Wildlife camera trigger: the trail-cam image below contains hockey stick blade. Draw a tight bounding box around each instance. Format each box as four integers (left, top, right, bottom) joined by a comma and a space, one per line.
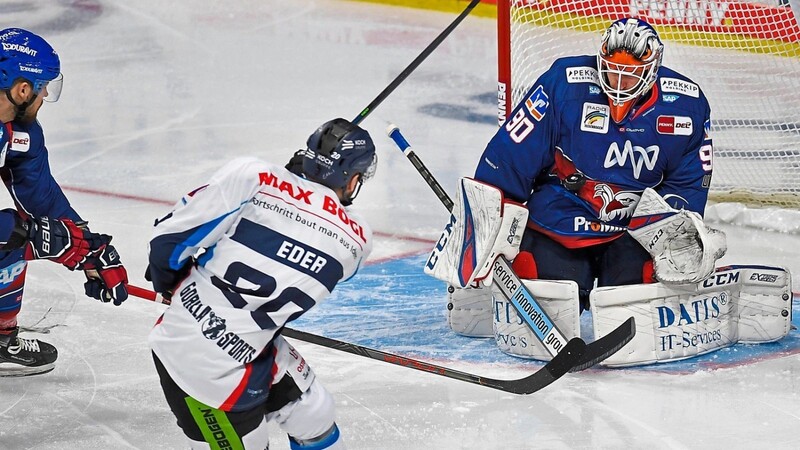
282, 327, 583, 395
570, 316, 636, 372
496, 336, 585, 394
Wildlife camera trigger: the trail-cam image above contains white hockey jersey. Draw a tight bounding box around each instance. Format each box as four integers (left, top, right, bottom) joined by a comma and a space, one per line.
148, 157, 372, 411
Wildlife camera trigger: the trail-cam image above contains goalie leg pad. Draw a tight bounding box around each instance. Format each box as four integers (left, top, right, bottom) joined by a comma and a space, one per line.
493, 279, 580, 361
737, 266, 793, 343
590, 265, 792, 367
447, 284, 494, 337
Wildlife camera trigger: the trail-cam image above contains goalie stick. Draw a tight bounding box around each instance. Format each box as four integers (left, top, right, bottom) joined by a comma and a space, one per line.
385, 124, 635, 371
127, 284, 583, 394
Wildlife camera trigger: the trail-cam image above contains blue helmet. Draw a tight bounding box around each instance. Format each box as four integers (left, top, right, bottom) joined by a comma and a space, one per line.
0, 28, 62, 102
302, 118, 377, 199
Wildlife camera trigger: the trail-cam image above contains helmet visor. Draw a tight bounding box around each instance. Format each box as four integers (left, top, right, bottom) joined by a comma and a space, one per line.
361, 153, 377, 182
42, 73, 63, 102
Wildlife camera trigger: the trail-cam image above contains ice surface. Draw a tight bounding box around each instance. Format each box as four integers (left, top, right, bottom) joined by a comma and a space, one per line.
0, 1, 798, 449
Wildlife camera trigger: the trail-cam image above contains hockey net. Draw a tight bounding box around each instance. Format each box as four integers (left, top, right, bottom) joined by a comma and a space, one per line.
497, 0, 800, 211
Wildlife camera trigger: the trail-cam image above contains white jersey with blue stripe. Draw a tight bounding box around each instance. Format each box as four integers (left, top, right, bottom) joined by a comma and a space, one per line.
148, 157, 372, 410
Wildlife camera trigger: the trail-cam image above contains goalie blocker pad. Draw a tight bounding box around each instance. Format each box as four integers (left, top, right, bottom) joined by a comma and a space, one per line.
591, 265, 792, 367
425, 177, 527, 289
493, 279, 581, 361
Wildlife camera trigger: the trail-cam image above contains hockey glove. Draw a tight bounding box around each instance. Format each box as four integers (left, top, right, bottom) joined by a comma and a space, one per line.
21, 216, 101, 270
144, 260, 192, 300
285, 149, 306, 176
628, 188, 727, 284
83, 240, 129, 306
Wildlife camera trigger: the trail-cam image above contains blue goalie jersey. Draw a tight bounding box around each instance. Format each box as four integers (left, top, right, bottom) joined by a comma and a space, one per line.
475, 55, 713, 249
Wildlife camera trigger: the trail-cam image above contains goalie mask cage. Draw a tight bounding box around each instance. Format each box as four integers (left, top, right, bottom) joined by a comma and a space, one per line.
496, 0, 800, 209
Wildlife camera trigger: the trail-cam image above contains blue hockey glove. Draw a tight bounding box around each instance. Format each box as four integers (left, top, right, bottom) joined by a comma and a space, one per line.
83, 238, 129, 306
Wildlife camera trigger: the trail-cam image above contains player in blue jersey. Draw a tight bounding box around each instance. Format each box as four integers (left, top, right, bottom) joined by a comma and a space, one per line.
147, 118, 377, 450
0, 28, 129, 376
430, 18, 726, 346
468, 18, 725, 310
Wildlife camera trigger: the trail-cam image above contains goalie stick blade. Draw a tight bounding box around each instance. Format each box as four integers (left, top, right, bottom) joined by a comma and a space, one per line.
569, 316, 636, 372
488, 337, 586, 395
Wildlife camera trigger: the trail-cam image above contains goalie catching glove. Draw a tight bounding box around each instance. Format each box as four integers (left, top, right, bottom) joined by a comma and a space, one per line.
425, 178, 528, 288
628, 188, 726, 284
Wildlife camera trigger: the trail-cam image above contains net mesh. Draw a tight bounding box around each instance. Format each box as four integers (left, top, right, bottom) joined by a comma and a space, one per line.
503, 0, 800, 208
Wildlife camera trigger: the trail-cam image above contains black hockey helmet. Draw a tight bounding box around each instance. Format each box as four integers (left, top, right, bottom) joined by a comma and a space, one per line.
302, 118, 377, 200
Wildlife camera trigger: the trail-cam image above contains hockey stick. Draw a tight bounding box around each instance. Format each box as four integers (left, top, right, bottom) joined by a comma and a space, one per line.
280, 328, 583, 395
128, 284, 171, 305
385, 124, 635, 371
352, 0, 481, 125
127, 284, 583, 394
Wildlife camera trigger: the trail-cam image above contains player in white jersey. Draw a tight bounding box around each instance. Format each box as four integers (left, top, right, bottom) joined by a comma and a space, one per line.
148, 118, 377, 450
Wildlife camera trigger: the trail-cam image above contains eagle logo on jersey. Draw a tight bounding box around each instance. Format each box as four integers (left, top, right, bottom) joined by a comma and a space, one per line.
551, 150, 640, 224
593, 184, 641, 222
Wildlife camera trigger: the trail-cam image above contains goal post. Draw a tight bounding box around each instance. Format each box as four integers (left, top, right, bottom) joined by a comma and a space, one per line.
496, 0, 800, 209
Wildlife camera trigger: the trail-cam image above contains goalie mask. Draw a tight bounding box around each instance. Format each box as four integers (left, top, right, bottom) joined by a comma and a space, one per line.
597, 18, 663, 123
302, 118, 377, 205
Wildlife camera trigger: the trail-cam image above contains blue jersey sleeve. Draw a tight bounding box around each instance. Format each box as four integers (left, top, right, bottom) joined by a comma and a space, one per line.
474, 66, 562, 203
655, 105, 713, 215
2, 121, 82, 222
0, 209, 20, 247
0, 125, 18, 245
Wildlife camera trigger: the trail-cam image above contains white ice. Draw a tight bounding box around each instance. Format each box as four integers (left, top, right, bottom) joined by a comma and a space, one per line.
0, 1, 798, 449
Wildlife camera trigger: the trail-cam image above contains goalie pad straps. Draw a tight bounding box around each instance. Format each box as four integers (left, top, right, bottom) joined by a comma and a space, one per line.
628, 188, 727, 284
447, 284, 494, 338
424, 178, 527, 288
